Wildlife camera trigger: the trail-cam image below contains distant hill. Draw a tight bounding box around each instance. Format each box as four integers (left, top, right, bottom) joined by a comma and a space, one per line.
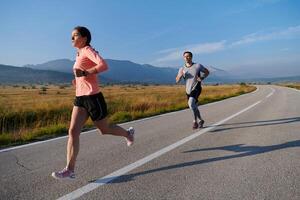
24, 59, 73, 74
242, 76, 300, 84
0, 64, 73, 84
22, 59, 234, 84
0, 64, 114, 84
23, 59, 179, 84
104, 60, 178, 84
3, 59, 299, 85
204, 66, 238, 83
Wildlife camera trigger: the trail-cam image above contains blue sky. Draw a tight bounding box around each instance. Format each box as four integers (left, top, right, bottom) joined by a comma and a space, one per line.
1, 0, 300, 76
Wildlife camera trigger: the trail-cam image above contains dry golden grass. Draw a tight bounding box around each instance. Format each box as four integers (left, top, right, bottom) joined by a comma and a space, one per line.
0, 84, 255, 147
0, 85, 74, 111
280, 83, 300, 90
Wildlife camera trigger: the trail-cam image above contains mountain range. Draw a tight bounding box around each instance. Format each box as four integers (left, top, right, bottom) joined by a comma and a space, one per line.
22, 59, 179, 84
0, 64, 72, 84
1, 59, 300, 84
20, 59, 233, 84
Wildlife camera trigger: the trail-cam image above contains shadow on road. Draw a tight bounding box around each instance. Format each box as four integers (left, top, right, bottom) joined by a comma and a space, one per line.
92, 139, 300, 184
208, 117, 300, 133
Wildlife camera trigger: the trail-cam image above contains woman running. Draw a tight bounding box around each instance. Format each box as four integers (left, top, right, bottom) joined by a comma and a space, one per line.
52, 26, 135, 180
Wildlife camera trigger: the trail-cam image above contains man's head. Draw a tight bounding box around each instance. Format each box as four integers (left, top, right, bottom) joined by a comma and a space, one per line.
183, 51, 193, 63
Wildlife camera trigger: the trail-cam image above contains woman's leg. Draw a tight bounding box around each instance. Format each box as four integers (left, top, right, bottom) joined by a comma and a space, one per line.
93, 117, 134, 146
66, 106, 89, 171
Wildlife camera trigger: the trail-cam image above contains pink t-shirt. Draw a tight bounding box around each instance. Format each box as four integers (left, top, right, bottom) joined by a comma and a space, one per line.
73, 46, 108, 96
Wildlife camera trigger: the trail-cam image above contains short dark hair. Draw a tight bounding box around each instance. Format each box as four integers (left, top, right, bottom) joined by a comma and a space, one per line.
183, 51, 193, 57
74, 26, 91, 46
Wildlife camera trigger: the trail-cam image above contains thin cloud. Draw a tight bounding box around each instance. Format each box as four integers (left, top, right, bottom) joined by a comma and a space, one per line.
156, 47, 182, 54
280, 48, 289, 51
227, 0, 282, 15
231, 25, 300, 46
152, 25, 300, 66
154, 41, 226, 64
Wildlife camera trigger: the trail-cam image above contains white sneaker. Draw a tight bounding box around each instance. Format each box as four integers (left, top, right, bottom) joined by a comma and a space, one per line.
51, 168, 75, 180
126, 127, 135, 146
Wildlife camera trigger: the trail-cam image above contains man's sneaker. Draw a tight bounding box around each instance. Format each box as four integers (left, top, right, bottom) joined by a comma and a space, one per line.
199, 120, 205, 128
51, 168, 75, 180
193, 122, 198, 129
126, 127, 135, 146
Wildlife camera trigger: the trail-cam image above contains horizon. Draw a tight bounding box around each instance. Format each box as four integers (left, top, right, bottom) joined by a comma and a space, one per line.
1, 0, 300, 77
2, 58, 300, 80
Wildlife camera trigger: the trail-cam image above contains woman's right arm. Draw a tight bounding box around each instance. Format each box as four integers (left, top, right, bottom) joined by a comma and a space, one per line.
85, 47, 108, 75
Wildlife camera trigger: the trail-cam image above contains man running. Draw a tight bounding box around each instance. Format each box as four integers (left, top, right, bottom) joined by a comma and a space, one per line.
176, 51, 210, 129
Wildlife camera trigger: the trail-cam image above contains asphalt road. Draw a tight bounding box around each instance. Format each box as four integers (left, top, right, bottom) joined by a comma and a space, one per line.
1, 85, 299, 200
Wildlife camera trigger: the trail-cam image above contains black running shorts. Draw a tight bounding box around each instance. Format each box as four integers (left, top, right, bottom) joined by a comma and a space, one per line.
74, 92, 108, 121
186, 83, 202, 103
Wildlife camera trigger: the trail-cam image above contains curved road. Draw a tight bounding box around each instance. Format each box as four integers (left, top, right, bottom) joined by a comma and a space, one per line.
0, 85, 299, 200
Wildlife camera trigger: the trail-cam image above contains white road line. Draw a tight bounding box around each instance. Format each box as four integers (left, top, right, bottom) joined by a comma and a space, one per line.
0, 130, 95, 153
0, 86, 260, 153
57, 100, 262, 200
266, 88, 275, 98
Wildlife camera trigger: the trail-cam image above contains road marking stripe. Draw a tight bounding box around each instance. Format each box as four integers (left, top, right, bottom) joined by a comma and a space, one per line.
266, 88, 275, 98
57, 100, 261, 200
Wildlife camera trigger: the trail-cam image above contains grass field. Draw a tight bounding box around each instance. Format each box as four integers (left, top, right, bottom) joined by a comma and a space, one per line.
281, 83, 300, 90
0, 84, 256, 148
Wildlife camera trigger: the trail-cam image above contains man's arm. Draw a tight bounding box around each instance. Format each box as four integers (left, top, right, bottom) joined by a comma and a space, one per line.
201, 67, 209, 80
176, 68, 184, 83
196, 67, 209, 82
